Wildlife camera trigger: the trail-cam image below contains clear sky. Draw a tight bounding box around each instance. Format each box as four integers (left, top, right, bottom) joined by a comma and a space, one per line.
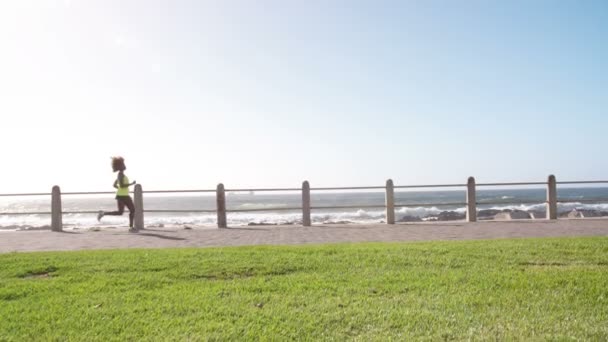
1, 0, 607, 193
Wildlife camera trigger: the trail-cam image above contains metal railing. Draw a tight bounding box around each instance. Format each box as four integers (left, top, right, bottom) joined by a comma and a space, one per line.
1, 175, 608, 231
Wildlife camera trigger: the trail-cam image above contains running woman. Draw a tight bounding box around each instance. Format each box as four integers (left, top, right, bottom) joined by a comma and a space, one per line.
97, 157, 137, 229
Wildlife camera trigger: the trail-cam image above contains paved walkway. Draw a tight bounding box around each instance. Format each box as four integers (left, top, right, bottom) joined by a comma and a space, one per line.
1, 219, 607, 253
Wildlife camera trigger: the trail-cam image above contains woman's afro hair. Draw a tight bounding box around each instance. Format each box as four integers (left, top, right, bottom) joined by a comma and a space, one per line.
111, 156, 126, 172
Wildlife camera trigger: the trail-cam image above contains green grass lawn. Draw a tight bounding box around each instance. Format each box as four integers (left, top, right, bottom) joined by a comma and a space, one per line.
1, 237, 607, 341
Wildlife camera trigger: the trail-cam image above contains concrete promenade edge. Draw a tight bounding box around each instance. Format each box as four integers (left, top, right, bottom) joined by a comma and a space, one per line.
1, 219, 607, 253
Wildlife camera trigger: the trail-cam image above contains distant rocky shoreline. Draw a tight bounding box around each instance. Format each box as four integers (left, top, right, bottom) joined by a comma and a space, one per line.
398, 208, 608, 222
244, 208, 608, 226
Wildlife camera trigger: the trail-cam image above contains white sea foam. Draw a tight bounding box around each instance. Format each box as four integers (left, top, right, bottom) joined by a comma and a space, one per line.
481, 202, 608, 213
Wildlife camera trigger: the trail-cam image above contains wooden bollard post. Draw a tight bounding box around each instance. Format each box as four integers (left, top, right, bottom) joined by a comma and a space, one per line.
385, 179, 395, 224
466, 177, 477, 222
547, 175, 557, 220
51, 185, 62, 232
216, 183, 227, 228
302, 181, 311, 227
133, 184, 144, 231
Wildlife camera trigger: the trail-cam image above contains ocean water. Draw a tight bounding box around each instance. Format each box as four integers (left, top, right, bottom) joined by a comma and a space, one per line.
1, 187, 608, 230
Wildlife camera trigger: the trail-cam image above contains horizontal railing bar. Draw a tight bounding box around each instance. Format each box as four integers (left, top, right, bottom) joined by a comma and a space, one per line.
62, 191, 116, 195
225, 188, 302, 192
476, 200, 546, 206
477, 182, 547, 186
63, 190, 216, 195
311, 186, 386, 191
0, 212, 52, 215
63, 210, 220, 214
144, 209, 217, 213
62, 211, 102, 214
10, 210, 220, 215
395, 184, 466, 189
0, 193, 50, 197
4, 180, 607, 198
311, 204, 385, 209
395, 202, 467, 208
558, 199, 608, 204
144, 189, 216, 194
227, 207, 303, 213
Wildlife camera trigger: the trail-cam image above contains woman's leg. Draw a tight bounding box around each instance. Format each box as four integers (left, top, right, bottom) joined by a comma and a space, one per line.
124, 197, 136, 228
104, 199, 126, 216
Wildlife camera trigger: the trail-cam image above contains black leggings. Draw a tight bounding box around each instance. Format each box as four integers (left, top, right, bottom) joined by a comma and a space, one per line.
105, 196, 135, 227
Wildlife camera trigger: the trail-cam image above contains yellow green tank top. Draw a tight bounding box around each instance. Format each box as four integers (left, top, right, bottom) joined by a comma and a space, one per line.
116, 175, 130, 197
